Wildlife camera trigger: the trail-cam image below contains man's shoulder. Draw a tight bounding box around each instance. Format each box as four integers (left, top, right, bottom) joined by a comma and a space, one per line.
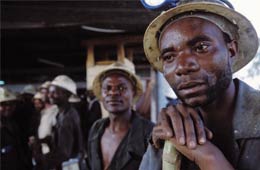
234, 79, 260, 139
60, 106, 81, 125
236, 79, 260, 109
92, 118, 107, 127
133, 112, 155, 128
131, 112, 155, 141
87, 118, 108, 143
42, 104, 58, 115
89, 118, 107, 134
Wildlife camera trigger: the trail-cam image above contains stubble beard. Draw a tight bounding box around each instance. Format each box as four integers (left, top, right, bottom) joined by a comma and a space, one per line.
172, 64, 232, 108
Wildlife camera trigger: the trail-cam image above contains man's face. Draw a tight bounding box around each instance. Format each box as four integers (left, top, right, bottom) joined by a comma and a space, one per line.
21, 93, 33, 103
101, 73, 135, 114
159, 17, 234, 107
33, 99, 44, 112
0, 101, 16, 117
48, 85, 69, 105
40, 88, 49, 103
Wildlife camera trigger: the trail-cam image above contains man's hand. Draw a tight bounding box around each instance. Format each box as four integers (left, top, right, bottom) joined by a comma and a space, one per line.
169, 138, 234, 170
152, 103, 212, 149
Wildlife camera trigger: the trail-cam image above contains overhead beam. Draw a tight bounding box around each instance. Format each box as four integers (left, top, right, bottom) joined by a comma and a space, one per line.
81, 35, 143, 46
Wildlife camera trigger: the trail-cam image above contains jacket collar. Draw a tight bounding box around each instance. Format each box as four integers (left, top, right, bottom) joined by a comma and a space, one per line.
89, 111, 149, 169
88, 118, 108, 170
232, 79, 260, 139
90, 111, 147, 156
124, 112, 147, 156
111, 112, 148, 169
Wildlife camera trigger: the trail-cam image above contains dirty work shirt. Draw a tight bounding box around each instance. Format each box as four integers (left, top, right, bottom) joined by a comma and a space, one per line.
1, 118, 32, 170
38, 106, 84, 170
37, 105, 58, 154
139, 79, 260, 170
87, 111, 154, 170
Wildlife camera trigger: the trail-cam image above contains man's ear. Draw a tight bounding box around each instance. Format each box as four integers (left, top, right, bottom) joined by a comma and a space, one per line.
227, 40, 238, 59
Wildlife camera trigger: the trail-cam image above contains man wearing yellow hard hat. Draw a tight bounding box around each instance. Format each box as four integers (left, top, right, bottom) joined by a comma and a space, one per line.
140, 0, 260, 169
86, 62, 154, 170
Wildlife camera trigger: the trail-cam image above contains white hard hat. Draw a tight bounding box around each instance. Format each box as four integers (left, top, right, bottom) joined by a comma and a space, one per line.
33, 92, 44, 101
40, 81, 51, 89
51, 75, 77, 95
22, 84, 37, 95
0, 87, 17, 103
68, 94, 81, 103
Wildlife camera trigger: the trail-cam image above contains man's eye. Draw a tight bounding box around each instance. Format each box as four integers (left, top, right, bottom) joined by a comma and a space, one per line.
160, 55, 175, 63
118, 86, 126, 92
194, 42, 209, 53
102, 85, 127, 92
102, 86, 111, 91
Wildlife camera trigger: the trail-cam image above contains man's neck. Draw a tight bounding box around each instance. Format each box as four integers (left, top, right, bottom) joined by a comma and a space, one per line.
108, 110, 132, 133
57, 102, 70, 113
200, 80, 236, 125
199, 80, 238, 163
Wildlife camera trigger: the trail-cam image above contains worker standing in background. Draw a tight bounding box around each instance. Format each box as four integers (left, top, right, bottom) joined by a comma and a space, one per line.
86, 62, 154, 170
34, 75, 84, 170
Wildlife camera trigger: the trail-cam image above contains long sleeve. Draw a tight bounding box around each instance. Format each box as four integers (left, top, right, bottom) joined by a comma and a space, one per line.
139, 144, 163, 170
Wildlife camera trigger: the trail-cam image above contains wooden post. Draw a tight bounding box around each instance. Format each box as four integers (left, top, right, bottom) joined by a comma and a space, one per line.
126, 49, 134, 62
117, 43, 125, 63
87, 45, 95, 67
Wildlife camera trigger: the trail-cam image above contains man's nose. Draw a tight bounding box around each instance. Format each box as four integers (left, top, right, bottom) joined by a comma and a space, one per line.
175, 52, 200, 76
108, 86, 120, 95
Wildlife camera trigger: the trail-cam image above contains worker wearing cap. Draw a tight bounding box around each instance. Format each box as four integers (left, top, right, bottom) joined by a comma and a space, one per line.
1, 87, 32, 170
86, 62, 154, 170
37, 80, 58, 144
39, 81, 52, 106
33, 92, 45, 113
28, 81, 59, 161
28, 92, 45, 146
34, 75, 84, 170
16, 84, 37, 142
140, 0, 260, 169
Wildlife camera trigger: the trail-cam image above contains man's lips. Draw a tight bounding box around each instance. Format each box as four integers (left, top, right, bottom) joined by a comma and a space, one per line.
177, 81, 207, 97
106, 100, 122, 104
177, 81, 205, 90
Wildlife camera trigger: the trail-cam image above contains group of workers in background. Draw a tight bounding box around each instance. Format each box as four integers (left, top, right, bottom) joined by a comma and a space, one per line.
1, 58, 154, 170
1, 0, 260, 170
1, 74, 103, 170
